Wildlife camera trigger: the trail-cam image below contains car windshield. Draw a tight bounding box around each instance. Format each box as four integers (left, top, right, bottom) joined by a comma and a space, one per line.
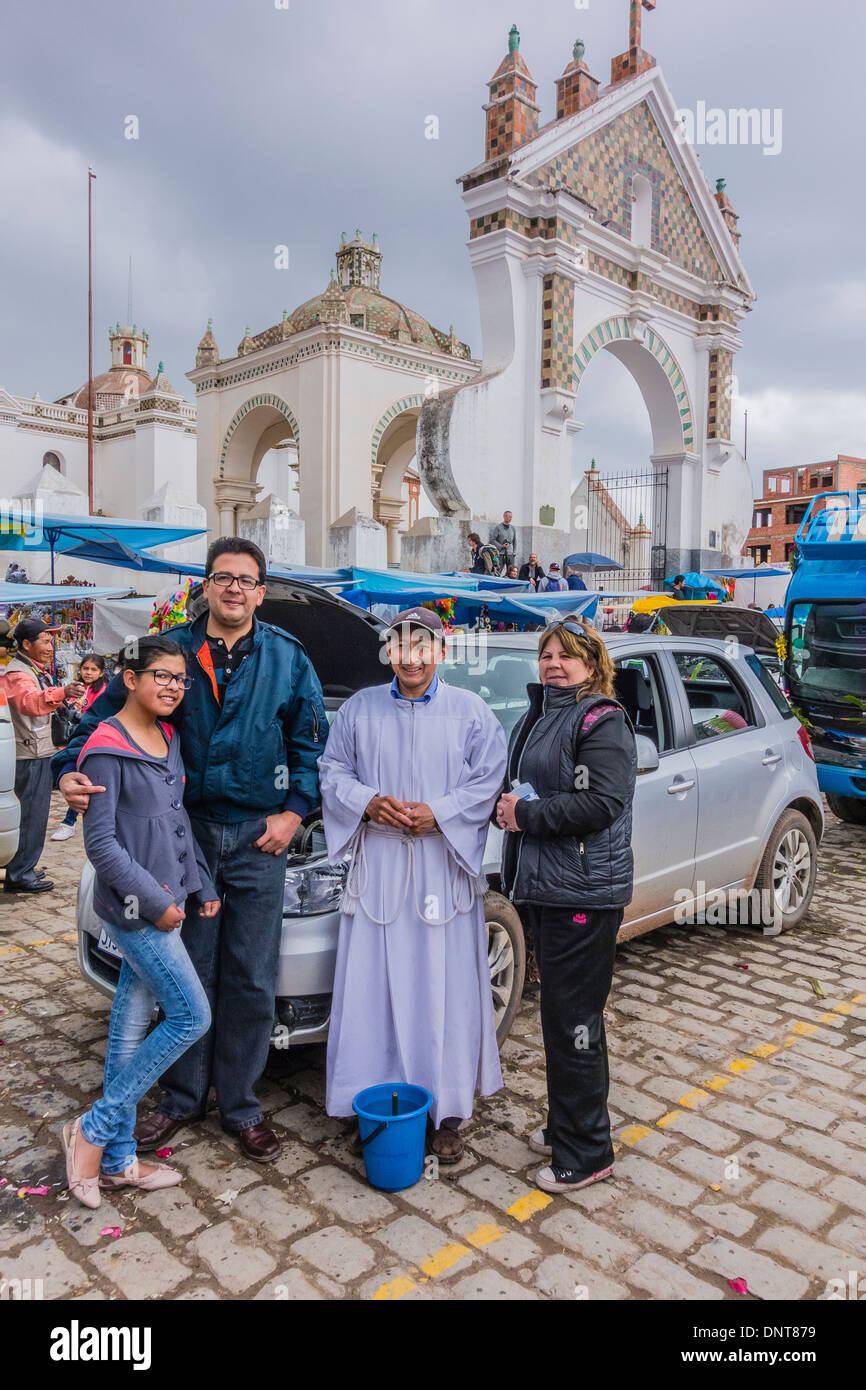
786, 602, 866, 712
441, 643, 537, 742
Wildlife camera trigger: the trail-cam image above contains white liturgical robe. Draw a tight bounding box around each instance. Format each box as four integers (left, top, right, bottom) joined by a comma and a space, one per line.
318, 677, 508, 1126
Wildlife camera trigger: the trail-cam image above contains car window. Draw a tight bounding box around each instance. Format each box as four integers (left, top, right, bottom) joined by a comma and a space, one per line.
671, 651, 756, 740
744, 653, 794, 720
613, 656, 670, 752
441, 645, 536, 743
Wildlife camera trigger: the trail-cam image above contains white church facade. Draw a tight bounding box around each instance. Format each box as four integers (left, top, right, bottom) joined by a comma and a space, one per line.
189, 231, 479, 567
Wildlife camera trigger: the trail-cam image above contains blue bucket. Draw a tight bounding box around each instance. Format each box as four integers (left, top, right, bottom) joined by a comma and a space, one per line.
352, 1083, 433, 1192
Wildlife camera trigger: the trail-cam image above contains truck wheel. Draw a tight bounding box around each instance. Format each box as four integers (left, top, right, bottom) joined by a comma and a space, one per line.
753, 809, 818, 932
485, 892, 527, 1047
827, 793, 866, 826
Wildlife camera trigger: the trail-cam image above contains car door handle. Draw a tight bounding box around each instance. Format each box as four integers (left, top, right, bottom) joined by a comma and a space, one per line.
762, 751, 783, 767
667, 778, 696, 794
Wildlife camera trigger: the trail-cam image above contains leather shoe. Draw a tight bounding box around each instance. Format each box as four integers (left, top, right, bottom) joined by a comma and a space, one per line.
4, 875, 53, 893
232, 1122, 281, 1163
134, 1111, 201, 1152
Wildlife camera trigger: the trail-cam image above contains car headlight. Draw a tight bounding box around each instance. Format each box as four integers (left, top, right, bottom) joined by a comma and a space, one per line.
283, 858, 347, 916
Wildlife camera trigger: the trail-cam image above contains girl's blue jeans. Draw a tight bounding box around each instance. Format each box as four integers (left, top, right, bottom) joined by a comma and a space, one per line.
80, 919, 211, 1174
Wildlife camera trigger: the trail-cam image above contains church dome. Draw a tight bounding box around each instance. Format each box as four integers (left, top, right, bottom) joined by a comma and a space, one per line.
67, 367, 151, 409
244, 233, 472, 360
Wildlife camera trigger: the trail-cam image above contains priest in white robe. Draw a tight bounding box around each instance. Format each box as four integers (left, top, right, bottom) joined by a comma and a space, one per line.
318, 607, 507, 1162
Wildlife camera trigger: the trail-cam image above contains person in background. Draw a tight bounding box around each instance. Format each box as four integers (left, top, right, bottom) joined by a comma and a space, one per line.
62, 636, 219, 1208
505, 564, 520, 580
519, 554, 545, 590
56, 537, 328, 1165
566, 567, 587, 592
51, 654, 109, 842
467, 533, 499, 575
671, 575, 687, 600
538, 563, 566, 593
496, 620, 636, 1194
2, 618, 83, 894
490, 511, 516, 574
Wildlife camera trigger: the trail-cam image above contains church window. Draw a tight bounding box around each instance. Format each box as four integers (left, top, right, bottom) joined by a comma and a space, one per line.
631, 174, 653, 247
350, 313, 365, 328
122, 340, 132, 364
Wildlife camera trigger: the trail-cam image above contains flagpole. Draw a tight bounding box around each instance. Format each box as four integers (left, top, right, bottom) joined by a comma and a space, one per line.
87, 165, 96, 516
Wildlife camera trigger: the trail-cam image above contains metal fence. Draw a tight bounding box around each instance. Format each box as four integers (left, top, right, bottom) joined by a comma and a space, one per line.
584, 467, 669, 595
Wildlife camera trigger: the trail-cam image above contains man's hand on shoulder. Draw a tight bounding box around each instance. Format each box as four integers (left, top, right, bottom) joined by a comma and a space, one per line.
59, 771, 106, 814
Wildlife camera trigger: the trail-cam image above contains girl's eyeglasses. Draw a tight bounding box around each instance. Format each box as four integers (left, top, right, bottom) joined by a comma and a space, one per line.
142, 669, 193, 690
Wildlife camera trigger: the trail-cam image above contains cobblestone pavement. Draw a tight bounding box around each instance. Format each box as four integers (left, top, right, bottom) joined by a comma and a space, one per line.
1, 793, 865, 1302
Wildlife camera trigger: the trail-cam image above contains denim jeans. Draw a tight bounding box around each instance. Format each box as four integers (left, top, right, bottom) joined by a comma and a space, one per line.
523, 904, 623, 1176
157, 815, 287, 1132
80, 921, 211, 1174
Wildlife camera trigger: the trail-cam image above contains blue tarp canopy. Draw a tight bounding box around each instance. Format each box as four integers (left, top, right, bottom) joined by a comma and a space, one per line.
703, 565, 790, 579
0, 582, 131, 604
1, 512, 208, 581
665, 572, 727, 600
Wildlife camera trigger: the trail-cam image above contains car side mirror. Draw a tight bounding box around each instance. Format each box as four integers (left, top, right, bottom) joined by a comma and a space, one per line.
635, 734, 660, 775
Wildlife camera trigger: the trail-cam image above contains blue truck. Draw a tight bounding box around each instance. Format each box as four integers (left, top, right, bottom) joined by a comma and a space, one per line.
785, 491, 866, 824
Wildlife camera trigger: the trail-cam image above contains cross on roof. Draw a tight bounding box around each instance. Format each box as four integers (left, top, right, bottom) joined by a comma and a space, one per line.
630, 0, 657, 51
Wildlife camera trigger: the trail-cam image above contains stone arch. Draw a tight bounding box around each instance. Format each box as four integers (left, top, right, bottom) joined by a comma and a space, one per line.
218, 394, 301, 480
574, 318, 695, 455
371, 395, 426, 563
215, 393, 302, 535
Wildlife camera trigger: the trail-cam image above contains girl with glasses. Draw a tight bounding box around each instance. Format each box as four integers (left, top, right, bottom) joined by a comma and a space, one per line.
61, 636, 220, 1208
496, 620, 637, 1194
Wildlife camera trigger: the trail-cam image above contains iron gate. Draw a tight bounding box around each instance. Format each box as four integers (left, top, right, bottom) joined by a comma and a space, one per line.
582, 467, 669, 594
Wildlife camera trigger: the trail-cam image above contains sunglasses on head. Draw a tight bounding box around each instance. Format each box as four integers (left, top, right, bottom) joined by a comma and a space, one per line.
549, 620, 595, 647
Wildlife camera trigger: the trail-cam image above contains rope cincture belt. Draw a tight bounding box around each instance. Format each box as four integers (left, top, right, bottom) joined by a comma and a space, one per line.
342, 822, 484, 927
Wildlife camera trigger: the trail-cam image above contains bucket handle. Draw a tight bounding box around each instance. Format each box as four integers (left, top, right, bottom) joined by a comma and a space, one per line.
357, 1121, 388, 1150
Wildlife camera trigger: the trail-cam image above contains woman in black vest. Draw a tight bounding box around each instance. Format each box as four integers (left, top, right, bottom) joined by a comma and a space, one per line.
497, 620, 636, 1194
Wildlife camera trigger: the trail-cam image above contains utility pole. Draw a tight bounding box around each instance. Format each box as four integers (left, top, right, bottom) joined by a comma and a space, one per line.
87, 165, 96, 514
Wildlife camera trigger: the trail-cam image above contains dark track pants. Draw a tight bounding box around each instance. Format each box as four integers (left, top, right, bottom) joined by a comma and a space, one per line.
521, 904, 623, 1176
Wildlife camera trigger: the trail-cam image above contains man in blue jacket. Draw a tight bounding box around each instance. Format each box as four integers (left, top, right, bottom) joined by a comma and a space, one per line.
55, 537, 328, 1163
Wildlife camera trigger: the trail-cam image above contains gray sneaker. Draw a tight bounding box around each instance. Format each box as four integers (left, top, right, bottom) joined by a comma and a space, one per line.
528, 1127, 552, 1157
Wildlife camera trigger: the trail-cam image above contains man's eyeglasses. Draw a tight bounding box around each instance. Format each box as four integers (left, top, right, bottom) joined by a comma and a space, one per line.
142, 669, 193, 690
207, 572, 262, 591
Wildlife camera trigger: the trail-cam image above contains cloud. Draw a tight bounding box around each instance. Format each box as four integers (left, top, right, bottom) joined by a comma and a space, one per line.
736, 388, 866, 482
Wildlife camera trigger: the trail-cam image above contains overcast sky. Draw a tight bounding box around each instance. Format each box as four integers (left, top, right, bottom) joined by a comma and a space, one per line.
2, 0, 864, 491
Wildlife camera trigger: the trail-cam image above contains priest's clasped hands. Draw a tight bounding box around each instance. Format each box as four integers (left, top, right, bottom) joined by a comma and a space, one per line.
365, 795, 438, 835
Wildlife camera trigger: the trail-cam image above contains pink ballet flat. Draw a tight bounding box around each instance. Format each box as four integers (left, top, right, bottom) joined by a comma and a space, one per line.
62, 1117, 102, 1210
99, 1159, 183, 1191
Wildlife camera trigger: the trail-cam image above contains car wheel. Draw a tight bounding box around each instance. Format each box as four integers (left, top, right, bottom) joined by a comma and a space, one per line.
827, 793, 866, 826
753, 808, 818, 932
485, 892, 526, 1046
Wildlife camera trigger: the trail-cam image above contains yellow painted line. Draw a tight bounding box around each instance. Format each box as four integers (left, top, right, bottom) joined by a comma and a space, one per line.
420, 1242, 472, 1278
372, 1276, 417, 1301
746, 1042, 779, 1057
618, 1123, 654, 1144
508, 1190, 553, 1223
0, 946, 24, 956
832, 1001, 852, 1017
28, 938, 55, 948
466, 1223, 503, 1249
677, 1087, 712, 1109
655, 1112, 682, 1129
703, 1075, 733, 1091
728, 1058, 755, 1074
790, 1021, 817, 1038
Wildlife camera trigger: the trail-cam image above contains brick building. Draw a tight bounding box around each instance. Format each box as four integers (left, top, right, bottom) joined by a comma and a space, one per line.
743, 455, 866, 565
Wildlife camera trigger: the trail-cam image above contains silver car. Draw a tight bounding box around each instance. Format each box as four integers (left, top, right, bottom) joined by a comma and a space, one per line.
77, 591, 824, 1049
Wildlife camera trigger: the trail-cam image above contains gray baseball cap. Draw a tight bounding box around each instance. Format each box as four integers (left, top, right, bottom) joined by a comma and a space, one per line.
386, 607, 445, 636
